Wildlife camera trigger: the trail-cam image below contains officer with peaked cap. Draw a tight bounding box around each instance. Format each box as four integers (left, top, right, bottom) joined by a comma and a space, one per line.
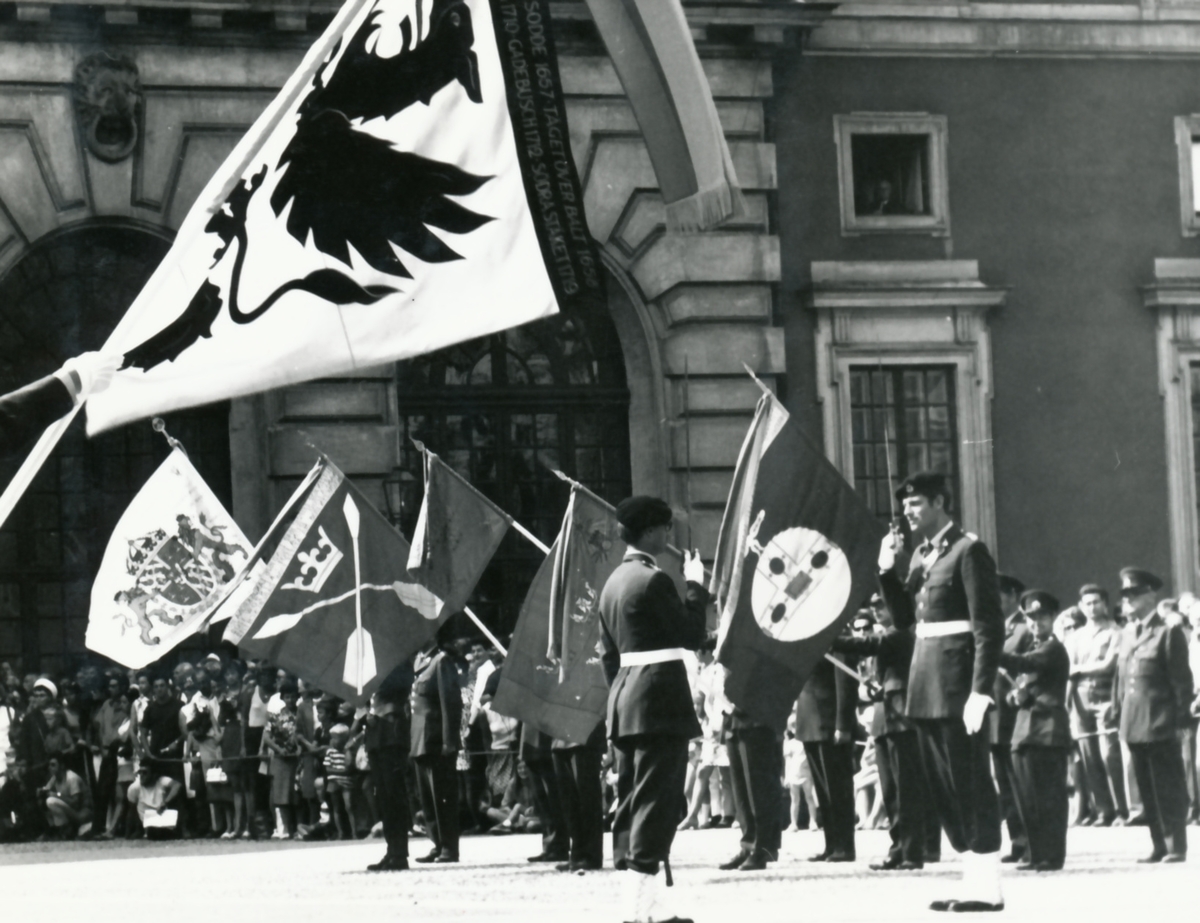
1113, 568, 1193, 862
1000, 590, 1072, 871
598, 496, 707, 923
878, 471, 1006, 912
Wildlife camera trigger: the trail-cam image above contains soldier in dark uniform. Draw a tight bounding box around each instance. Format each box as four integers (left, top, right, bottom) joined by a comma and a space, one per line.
520, 724, 569, 863
0, 352, 115, 456
990, 574, 1032, 864
410, 626, 464, 863
999, 590, 1072, 871
598, 495, 707, 923
365, 661, 415, 871
552, 722, 606, 872
793, 653, 858, 863
878, 472, 1006, 912
1113, 568, 1194, 863
832, 603, 934, 869
717, 703, 784, 871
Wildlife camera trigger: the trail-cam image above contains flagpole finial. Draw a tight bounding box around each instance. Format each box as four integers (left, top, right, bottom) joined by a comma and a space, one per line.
151, 417, 187, 456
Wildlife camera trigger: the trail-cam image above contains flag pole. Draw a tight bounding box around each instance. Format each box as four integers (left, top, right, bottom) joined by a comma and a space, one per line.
410, 438, 550, 555
550, 468, 708, 572
684, 353, 692, 549
0, 404, 81, 531
462, 605, 507, 657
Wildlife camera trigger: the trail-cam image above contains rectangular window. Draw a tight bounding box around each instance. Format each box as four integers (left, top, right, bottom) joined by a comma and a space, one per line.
849, 365, 959, 519
1175, 117, 1200, 236
835, 113, 950, 236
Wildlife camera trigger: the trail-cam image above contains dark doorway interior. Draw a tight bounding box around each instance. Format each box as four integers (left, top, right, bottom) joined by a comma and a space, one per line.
0, 222, 232, 674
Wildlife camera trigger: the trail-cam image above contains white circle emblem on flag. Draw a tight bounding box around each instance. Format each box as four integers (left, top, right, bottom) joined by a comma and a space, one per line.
750, 525, 852, 642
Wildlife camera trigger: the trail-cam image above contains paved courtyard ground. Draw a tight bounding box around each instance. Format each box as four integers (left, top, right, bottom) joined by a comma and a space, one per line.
0, 825, 1193, 923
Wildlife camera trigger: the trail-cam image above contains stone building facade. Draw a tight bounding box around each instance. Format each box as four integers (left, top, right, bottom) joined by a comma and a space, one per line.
0, 1, 826, 670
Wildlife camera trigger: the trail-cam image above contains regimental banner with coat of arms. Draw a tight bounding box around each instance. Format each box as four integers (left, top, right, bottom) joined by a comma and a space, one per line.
86, 448, 258, 669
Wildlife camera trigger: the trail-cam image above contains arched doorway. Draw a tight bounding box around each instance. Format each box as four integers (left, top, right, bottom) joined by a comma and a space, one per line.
393, 284, 631, 635
0, 222, 232, 674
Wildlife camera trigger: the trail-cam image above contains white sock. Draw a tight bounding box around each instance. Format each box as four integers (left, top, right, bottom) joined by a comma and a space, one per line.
961, 851, 1003, 905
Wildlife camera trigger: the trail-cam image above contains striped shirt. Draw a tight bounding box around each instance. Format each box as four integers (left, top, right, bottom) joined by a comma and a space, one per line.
324, 748, 351, 781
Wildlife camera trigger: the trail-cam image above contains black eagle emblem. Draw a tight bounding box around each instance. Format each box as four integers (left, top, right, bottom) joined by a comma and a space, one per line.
123, 0, 494, 372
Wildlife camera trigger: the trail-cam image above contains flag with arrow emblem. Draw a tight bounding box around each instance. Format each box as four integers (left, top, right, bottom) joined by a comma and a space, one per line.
226, 457, 444, 705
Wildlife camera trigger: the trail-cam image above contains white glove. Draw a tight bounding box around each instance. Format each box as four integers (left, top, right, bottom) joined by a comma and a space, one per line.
58, 351, 119, 403
962, 691, 994, 735
682, 549, 705, 585
878, 529, 902, 573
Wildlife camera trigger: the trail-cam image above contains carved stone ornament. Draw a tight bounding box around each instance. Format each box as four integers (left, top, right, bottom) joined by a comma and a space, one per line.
74, 52, 142, 164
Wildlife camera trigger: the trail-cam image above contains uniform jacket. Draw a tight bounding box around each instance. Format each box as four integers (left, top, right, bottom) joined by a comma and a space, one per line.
878, 525, 1005, 720
0, 373, 72, 457
1114, 613, 1195, 744
364, 661, 414, 753
832, 628, 914, 737
410, 650, 463, 758
793, 654, 859, 743
987, 612, 1035, 745
999, 634, 1071, 750
598, 550, 708, 739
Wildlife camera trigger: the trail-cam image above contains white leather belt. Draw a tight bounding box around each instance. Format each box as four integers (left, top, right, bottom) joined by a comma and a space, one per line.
620, 648, 687, 667
916, 620, 972, 638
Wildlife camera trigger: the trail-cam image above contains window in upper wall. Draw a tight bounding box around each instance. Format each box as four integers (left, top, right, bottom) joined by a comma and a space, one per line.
848, 365, 959, 520
835, 113, 950, 236
1175, 117, 1200, 236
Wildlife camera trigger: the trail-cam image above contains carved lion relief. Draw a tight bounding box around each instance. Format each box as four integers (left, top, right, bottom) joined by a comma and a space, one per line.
74, 53, 142, 163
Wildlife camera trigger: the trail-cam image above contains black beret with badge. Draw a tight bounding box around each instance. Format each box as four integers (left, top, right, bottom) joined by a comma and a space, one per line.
615, 495, 673, 535
894, 470, 950, 503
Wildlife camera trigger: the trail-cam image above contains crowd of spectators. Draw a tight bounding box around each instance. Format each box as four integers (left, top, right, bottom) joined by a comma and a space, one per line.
3, 581, 1198, 853
0, 638, 597, 845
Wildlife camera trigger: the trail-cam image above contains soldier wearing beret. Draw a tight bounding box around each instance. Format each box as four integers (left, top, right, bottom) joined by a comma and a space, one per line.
990, 573, 1033, 864
364, 660, 415, 871
878, 471, 1006, 912
598, 496, 707, 923
410, 623, 464, 864
1113, 568, 1193, 863
999, 591, 1072, 871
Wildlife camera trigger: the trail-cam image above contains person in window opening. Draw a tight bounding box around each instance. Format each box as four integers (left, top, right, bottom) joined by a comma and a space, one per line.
598, 495, 707, 923
878, 471, 1006, 913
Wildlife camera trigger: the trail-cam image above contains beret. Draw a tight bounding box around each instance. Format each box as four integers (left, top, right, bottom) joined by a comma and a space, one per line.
1119, 568, 1162, 595
1019, 589, 1059, 616
894, 471, 949, 502
615, 495, 673, 534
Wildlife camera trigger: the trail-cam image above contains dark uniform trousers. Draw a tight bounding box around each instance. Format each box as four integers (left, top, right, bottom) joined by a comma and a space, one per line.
804, 741, 856, 858
524, 751, 568, 859
414, 753, 459, 857
875, 730, 938, 864
1128, 741, 1189, 858
914, 718, 1003, 855
728, 725, 783, 858
1011, 747, 1069, 867
552, 745, 605, 867
612, 733, 690, 874
990, 743, 1027, 857
370, 744, 411, 860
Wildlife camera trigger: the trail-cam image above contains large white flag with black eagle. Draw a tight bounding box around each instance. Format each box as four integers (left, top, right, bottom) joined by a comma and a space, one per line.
85, 0, 600, 434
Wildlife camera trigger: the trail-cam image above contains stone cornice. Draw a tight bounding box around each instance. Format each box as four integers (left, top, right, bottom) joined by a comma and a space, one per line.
0, 1, 839, 51
811, 1, 1200, 56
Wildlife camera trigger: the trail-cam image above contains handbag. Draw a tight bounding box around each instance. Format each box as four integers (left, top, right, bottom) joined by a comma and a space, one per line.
205, 765, 228, 784
354, 745, 370, 772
